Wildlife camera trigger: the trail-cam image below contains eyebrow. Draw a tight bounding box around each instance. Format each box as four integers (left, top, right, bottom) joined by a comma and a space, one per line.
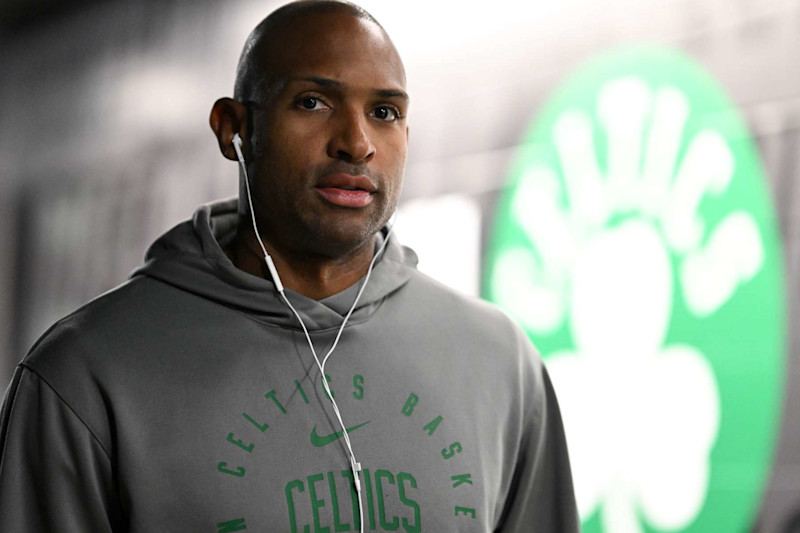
290, 76, 409, 101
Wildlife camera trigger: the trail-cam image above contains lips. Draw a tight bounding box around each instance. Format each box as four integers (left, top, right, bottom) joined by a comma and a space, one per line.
315, 172, 377, 208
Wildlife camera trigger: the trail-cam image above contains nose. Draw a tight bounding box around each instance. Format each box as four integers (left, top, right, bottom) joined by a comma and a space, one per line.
327, 108, 375, 164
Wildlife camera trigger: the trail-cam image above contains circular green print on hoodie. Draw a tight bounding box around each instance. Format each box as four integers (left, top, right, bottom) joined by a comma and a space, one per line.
484, 47, 785, 533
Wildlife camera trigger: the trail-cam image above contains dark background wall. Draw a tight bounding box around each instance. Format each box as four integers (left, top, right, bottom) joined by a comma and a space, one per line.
1, 0, 799, 531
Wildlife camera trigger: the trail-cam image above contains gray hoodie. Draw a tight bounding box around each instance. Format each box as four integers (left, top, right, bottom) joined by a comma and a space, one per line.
0, 199, 579, 532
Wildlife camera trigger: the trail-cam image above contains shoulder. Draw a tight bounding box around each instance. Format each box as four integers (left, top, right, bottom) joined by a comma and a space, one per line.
23, 276, 176, 372
409, 268, 529, 328
18, 276, 181, 452
397, 269, 542, 368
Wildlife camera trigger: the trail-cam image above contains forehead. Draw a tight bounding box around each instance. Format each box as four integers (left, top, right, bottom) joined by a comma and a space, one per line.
258, 11, 406, 94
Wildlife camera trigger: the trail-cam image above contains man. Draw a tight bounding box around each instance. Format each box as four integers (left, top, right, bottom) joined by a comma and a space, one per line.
0, 1, 579, 531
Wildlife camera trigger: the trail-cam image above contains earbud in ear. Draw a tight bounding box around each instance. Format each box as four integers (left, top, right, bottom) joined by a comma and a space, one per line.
232, 132, 245, 163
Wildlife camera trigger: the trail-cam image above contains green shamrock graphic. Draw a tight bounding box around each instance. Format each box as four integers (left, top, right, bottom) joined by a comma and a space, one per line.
484, 47, 785, 533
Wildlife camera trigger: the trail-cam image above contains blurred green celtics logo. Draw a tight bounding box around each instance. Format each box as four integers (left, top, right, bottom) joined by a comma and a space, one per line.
484, 47, 785, 532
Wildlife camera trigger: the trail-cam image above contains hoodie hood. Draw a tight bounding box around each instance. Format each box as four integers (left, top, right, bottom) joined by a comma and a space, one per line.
132, 198, 418, 331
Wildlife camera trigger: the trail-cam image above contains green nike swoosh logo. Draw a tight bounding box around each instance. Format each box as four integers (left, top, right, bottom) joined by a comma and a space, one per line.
310, 421, 370, 447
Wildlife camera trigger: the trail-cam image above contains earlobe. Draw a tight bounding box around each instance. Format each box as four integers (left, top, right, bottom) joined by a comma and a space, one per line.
209, 97, 248, 161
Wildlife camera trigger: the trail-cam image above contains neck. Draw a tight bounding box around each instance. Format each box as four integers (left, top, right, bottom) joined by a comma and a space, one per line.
225, 222, 378, 301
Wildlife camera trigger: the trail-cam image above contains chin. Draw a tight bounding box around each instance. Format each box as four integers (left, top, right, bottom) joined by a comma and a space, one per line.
308, 218, 383, 257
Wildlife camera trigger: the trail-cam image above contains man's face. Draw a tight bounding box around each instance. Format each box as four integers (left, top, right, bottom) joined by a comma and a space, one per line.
247, 11, 409, 259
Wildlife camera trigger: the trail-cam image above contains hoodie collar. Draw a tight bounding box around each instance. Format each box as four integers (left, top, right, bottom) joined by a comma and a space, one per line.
132, 198, 418, 331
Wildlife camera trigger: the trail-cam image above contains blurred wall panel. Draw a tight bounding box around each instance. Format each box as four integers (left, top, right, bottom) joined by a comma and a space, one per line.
0, 0, 251, 381
0, 184, 17, 406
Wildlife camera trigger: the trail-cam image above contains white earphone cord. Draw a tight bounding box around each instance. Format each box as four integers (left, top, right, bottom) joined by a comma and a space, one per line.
234, 133, 393, 533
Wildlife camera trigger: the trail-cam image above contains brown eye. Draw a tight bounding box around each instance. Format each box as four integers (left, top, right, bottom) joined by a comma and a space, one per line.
373, 105, 399, 121
300, 97, 318, 109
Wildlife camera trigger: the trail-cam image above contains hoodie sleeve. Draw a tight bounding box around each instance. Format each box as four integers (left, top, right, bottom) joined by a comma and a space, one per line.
495, 344, 581, 532
0, 366, 123, 532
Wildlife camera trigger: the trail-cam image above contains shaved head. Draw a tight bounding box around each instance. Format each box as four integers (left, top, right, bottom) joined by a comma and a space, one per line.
234, 0, 394, 103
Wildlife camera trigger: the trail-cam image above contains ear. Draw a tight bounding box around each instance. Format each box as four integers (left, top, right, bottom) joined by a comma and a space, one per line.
209, 97, 248, 161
